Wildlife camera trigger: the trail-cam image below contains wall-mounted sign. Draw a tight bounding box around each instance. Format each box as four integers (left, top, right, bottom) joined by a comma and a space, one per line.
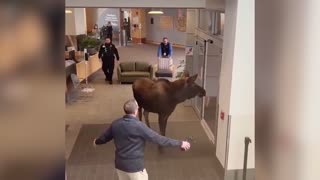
185, 45, 193, 56
132, 16, 139, 24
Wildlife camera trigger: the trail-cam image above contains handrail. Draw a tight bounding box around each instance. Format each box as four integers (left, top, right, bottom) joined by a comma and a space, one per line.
243, 137, 252, 180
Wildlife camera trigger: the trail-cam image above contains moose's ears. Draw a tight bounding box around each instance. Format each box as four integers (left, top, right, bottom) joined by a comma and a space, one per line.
187, 74, 198, 84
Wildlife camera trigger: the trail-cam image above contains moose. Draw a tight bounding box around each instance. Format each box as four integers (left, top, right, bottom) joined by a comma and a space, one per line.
132, 73, 206, 137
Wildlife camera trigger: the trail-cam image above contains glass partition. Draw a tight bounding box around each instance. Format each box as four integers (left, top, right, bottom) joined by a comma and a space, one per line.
198, 10, 225, 37
192, 37, 205, 118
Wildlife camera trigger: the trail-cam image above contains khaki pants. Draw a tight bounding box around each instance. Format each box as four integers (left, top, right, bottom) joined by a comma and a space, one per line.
116, 168, 148, 180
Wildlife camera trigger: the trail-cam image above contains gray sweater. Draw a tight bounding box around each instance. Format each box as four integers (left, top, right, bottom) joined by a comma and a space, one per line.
95, 115, 182, 173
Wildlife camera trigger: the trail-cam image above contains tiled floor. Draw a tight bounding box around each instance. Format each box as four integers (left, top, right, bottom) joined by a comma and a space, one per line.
65, 43, 222, 180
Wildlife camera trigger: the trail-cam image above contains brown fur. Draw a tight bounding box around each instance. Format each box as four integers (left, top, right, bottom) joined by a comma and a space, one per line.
132, 74, 206, 136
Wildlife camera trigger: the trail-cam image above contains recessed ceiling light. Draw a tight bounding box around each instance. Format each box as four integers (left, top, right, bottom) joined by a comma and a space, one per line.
148, 10, 163, 15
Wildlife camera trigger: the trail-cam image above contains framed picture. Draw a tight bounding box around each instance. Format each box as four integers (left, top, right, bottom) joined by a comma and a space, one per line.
176, 16, 186, 32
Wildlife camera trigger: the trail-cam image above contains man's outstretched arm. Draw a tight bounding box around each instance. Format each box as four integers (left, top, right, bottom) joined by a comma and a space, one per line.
94, 126, 113, 145
139, 122, 181, 147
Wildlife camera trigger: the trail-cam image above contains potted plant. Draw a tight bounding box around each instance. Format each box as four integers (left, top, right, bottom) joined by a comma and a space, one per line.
78, 36, 101, 55
76, 34, 87, 51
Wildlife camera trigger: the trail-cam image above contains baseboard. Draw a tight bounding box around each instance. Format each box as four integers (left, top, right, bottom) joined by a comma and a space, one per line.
200, 119, 215, 144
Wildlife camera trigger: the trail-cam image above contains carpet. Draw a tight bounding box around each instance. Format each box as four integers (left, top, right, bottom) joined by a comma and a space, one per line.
67, 121, 223, 180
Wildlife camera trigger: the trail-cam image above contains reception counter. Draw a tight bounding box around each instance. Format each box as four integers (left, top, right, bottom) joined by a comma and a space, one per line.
76, 53, 101, 81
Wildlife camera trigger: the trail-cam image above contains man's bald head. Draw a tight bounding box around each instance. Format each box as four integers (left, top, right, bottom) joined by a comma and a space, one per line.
123, 99, 139, 115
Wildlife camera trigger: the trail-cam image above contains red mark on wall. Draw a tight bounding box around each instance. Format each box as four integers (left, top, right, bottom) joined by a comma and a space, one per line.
220, 111, 225, 120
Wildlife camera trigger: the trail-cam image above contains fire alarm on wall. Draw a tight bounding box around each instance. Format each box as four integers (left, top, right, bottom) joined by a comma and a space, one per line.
220, 111, 225, 120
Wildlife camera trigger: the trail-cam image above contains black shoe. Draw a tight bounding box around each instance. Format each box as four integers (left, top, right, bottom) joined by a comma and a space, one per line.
109, 81, 113, 84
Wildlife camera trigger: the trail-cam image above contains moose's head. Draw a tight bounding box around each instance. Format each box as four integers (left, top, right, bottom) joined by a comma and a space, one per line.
173, 72, 206, 102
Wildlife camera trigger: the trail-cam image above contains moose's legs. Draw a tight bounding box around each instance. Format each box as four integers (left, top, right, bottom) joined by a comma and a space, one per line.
158, 113, 169, 152
138, 107, 143, 121
158, 114, 169, 136
143, 110, 150, 127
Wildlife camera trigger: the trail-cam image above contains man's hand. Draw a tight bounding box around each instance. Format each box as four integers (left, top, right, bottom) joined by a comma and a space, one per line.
93, 139, 97, 147
181, 141, 191, 151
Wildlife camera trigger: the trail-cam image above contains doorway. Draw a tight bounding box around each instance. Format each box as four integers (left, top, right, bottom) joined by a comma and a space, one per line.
192, 37, 206, 117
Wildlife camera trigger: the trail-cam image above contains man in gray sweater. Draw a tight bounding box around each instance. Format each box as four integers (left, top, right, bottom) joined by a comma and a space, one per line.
93, 99, 191, 180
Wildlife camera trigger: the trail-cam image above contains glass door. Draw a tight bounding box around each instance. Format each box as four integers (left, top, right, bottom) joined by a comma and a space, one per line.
192, 37, 205, 118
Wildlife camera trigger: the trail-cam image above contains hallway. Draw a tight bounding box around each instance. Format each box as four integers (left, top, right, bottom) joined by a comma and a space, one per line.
66, 43, 223, 180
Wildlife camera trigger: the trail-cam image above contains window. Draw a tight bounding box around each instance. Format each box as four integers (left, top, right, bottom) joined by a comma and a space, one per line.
220, 13, 225, 36
213, 11, 224, 36
198, 10, 224, 36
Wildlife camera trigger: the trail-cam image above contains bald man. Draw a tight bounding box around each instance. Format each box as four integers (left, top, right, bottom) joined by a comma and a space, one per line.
93, 99, 191, 180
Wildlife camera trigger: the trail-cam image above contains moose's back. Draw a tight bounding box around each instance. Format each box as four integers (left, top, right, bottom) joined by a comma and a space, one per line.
132, 78, 174, 113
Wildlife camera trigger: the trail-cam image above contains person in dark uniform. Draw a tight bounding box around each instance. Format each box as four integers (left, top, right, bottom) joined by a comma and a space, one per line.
98, 37, 120, 84
106, 21, 113, 42
123, 18, 131, 41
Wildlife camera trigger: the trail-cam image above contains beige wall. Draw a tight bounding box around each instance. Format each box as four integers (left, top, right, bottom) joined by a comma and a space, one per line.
146, 9, 187, 45
131, 9, 146, 40
86, 8, 98, 32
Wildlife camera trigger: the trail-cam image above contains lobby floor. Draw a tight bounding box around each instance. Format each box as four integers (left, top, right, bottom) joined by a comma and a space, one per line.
66, 43, 223, 180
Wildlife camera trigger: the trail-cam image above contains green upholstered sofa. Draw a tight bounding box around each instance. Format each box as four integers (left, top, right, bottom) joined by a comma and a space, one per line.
117, 62, 153, 83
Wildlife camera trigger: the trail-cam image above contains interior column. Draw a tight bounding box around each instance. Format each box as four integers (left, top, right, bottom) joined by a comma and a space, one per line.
131, 9, 146, 44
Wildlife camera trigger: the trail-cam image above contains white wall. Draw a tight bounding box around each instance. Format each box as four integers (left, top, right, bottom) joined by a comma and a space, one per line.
216, 0, 238, 167
74, 8, 87, 35
300, 2, 320, 180
65, 8, 76, 35
65, 8, 87, 35
227, 0, 254, 170
216, 0, 254, 170
146, 9, 187, 45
